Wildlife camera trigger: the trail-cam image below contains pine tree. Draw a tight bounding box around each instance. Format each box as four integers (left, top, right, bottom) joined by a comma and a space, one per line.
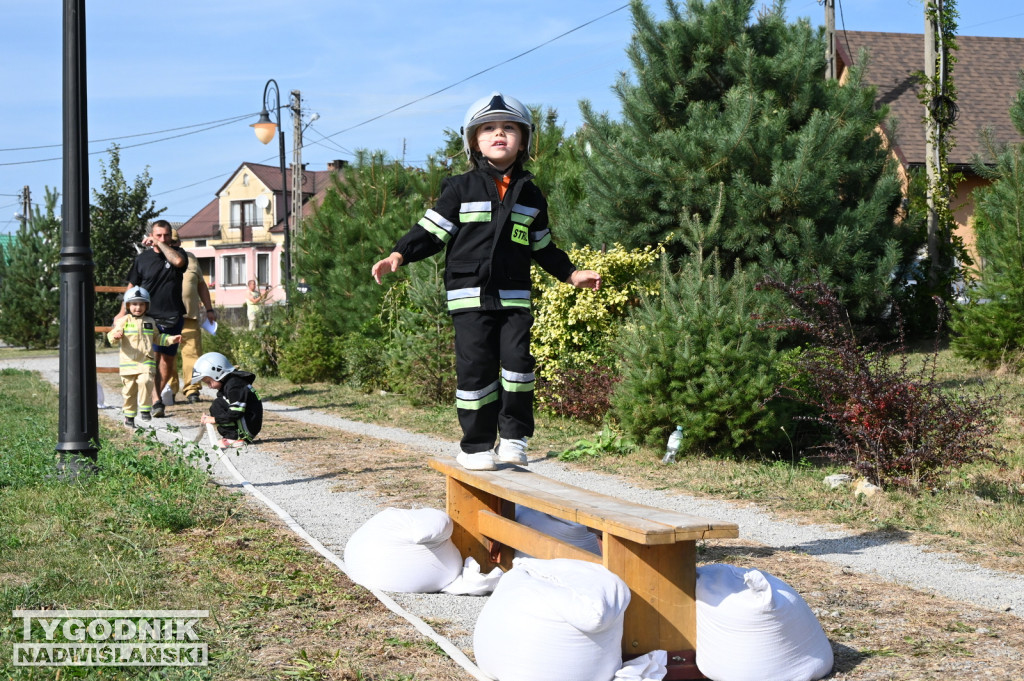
0, 187, 62, 349
293, 150, 449, 339
90, 144, 164, 324
384, 257, 456, 405
610, 247, 788, 452
950, 83, 1024, 368
573, 0, 913, 321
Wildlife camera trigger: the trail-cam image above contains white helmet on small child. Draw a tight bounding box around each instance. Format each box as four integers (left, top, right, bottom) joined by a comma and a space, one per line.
190, 352, 235, 385
461, 91, 533, 160
124, 286, 150, 305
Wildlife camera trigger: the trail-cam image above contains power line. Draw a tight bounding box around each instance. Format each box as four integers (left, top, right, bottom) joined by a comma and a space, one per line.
315, 4, 631, 144
0, 114, 257, 167
154, 5, 630, 199
9, 5, 632, 200
303, 127, 355, 157
961, 11, 1024, 30
836, 0, 853, 63
0, 113, 259, 153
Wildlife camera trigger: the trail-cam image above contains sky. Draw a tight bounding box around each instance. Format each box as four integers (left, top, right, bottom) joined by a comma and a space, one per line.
2, 0, 1024, 234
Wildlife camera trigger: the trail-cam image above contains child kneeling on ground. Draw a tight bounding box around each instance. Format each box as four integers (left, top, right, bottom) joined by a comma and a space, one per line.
190, 352, 263, 448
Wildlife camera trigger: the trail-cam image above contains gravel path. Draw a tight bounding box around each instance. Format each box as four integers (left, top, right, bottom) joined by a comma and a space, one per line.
6, 353, 1022, 651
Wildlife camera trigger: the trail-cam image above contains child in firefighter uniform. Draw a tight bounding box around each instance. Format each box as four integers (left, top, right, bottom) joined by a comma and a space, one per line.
190, 352, 263, 448
107, 286, 182, 428
371, 92, 601, 470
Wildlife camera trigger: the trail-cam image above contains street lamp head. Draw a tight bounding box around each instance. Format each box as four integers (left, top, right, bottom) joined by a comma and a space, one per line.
252, 109, 277, 145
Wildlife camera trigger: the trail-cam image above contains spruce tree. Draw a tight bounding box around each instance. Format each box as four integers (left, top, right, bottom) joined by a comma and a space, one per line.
0, 188, 62, 349
574, 0, 913, 321
90, 144, 164, 325
950, 83, 1024, 368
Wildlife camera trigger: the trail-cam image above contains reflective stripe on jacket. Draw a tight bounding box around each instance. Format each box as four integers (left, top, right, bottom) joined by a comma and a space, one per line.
392, 167, 576, 313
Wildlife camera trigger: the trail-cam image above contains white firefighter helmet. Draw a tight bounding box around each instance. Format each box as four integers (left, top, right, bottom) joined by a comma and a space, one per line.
461, 91, 533, 160
190, 352, 236, 385
124, 286, 151, 305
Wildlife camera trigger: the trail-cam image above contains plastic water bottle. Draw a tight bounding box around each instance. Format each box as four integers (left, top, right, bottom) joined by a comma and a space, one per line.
662, 425, 683, 464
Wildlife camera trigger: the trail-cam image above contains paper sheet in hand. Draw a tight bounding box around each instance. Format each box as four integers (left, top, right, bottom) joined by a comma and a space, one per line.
201, 318, 217, 335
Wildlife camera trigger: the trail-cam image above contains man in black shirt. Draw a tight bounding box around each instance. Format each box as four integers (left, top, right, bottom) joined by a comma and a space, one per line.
116, 219, 187, 417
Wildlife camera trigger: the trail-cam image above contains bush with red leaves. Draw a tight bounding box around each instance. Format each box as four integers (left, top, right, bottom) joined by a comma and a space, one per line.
758, 277, 1002, 490
538, 363, 619, 425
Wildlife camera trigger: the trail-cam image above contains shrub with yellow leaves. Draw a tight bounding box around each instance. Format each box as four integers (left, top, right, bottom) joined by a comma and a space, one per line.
531, 242, 664, 419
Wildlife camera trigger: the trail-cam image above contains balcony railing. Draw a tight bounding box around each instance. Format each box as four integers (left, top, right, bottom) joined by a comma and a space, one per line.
227, 219, 267, 229
209, 221, 274, 244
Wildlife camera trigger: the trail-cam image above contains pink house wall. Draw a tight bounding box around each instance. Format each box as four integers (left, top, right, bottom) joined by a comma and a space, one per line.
187, 244, 286, 308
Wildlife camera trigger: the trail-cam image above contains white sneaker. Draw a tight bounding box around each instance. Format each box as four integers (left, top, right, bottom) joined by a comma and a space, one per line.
160, 385, 175, 406
496, 437, 529, 465
456, 451, 497, 471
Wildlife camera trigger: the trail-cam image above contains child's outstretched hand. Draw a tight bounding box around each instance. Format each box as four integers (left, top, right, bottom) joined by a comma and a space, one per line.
371, 252, 404, 284
168, 334, 183, 344
200, 414, 215, 424
110, 329, 123, 340
569, 269, 602, 290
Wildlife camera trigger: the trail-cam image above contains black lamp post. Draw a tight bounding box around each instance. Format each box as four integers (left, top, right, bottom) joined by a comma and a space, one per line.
252, 79, 291, 286
56, 0, 99, 461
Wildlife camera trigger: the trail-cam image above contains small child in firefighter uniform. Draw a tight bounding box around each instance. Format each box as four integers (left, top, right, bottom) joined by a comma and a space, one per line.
190, 352, 263, 448
371, 92, 601, 471
107, 286, 182, 428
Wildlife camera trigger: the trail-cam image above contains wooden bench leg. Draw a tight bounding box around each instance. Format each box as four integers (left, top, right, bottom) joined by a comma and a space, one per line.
445, 476, 514, 572
603, 535, 697, 656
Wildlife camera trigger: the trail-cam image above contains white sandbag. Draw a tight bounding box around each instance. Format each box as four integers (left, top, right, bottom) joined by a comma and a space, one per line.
614, 650, 668, 680
514, 505, 602, 558
343, 507, 463, 593
695, 564, 833, 681
474, 557, 630, 681
441, 556, 504, 596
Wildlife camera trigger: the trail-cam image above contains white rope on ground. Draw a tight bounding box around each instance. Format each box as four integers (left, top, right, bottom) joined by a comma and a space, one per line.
196, 428, 492, 681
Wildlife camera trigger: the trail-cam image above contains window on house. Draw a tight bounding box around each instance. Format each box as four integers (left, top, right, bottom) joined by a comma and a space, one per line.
230, 200, 259, 228
257, 253, 270, 286
194, 239, 207, 248
222, 255, 245, 286
198, 257, 214, 283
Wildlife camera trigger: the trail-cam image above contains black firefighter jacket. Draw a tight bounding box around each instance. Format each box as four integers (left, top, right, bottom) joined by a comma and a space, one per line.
392, 166, 577, 314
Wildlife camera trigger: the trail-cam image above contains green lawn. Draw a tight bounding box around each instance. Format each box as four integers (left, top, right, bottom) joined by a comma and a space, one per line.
0, 368, 455, 680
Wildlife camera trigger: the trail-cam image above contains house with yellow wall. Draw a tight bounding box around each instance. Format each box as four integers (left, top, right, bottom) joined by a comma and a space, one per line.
176, 160, 344, 310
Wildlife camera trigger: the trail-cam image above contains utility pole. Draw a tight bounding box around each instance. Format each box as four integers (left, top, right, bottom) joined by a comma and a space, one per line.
290, 90, 303, 238
924, 4, 940, 287
824, 0, 837, 80
20, 186, 31, 224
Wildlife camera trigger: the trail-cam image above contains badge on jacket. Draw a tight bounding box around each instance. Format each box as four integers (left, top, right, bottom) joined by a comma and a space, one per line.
511, 224, 528, 246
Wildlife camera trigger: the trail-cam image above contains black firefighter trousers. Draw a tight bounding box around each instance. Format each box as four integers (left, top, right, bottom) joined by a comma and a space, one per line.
452, 309, 536, 454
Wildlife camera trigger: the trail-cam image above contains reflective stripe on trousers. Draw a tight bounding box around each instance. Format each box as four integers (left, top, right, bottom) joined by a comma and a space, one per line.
451, 309, 535, 454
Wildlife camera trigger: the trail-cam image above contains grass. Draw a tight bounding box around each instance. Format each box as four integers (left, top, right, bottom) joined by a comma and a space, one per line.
0, 347, 59, 361
3, 343, 1023, 678
0, 368, 461, 680
254, 347, 1024, 574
